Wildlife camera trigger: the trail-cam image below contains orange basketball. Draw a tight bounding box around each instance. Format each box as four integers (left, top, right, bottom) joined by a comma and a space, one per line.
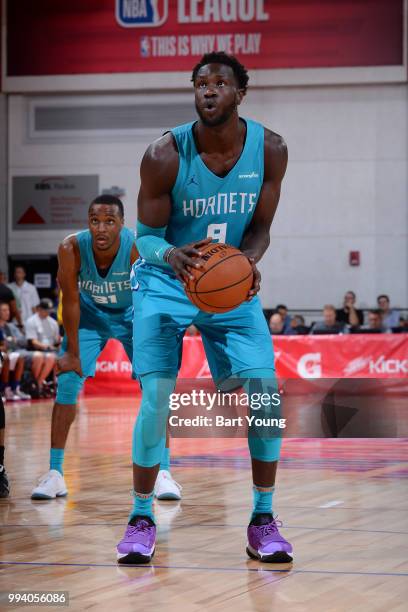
185, 243, 253, 313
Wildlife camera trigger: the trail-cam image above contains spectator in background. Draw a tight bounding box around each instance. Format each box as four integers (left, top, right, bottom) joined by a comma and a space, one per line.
336, 291, 364, 327
0, 302, 31, 400
310, 305, 346, 335
269, 312, 285, 335
285, 314, 310, 336
0, 302, 54, 398
0, 332, 10, 403
25, 299, 60, 395
357, 309, 390, 333
0, 271, 22, 327
0, 380, 9, 497
276, 304, 291, 333
377, 294, 400, 329
8, 266, 40, 324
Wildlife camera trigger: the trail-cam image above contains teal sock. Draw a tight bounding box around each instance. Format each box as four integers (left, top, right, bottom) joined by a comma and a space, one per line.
130, 490, 155, 521
50, 448, 65, 475
159, 447, 170, 472
252, 485, 274, 519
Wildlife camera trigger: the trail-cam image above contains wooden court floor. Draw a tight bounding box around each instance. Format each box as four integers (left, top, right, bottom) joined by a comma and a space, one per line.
1, 396, 407, 612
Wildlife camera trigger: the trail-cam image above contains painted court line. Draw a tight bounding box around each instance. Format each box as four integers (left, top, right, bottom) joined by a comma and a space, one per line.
1, 561, 407, 577
2, 523, 407, 535
319, 500, 344, 508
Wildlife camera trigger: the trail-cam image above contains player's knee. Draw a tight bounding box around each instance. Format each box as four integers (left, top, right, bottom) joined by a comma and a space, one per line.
139, 373, 176, 420
56, 371, 85, 405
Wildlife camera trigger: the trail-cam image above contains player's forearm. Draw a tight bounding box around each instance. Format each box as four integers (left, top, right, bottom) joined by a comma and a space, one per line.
62, 297, 80, 356
136, 221, 173, 266
240, 228, 270, 263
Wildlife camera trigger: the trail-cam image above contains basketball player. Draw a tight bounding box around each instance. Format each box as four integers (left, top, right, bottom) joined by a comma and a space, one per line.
117, 52, 292, 564
31, 195, 180, 501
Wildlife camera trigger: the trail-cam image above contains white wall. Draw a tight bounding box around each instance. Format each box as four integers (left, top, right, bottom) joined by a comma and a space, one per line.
8, 83, 408, 309
249, 84, 408, 310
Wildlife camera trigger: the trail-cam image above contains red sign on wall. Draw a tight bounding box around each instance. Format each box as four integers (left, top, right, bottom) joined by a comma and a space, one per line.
7, 0, 404, 76
84, 334, 408, 396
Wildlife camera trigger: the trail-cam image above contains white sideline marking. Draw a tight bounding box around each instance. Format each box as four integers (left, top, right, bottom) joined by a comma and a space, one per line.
319, 500, 344, 508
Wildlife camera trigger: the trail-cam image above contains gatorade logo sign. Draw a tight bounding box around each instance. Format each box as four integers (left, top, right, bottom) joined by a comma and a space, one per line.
297, 353, 322, 378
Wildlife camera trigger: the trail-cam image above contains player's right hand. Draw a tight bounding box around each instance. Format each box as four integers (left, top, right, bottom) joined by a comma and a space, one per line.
56, 352, 83, 377
167, 237, 212, 284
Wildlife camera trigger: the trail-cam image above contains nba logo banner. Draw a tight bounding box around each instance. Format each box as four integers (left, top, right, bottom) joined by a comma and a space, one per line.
116, 0, 168, 27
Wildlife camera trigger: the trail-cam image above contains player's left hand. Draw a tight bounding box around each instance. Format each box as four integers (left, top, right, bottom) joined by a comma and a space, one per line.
56, 352, 83, 377
246, 257, 261, 300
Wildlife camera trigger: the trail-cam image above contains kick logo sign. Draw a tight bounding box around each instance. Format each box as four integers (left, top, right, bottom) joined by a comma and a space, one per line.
116, 0, 168, 27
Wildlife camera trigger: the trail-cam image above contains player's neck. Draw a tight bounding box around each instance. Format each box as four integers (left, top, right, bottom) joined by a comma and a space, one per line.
195, 114, 244, 154
92, 238, 120, 268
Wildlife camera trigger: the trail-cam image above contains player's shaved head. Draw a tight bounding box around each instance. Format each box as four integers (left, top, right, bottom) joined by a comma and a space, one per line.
89, 195, 124, 218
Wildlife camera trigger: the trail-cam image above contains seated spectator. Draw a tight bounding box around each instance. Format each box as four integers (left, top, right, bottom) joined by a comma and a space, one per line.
0, 302, 31, 400
353, 309, 390, 334
285, 314, 310, 335
276, 304, 291, 333
336, 291, 364, 327
0, 302, 41, 400
269, 312, 285, 335
262, 308, 274, 323
0, 331, 9, 403
25, 299, 61, 396
377, 294, 400, 329
310, 305, 346, 335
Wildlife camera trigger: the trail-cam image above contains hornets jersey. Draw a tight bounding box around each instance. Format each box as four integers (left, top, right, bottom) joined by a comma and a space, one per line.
76, 227, 135, 311
168, 118, 264, 247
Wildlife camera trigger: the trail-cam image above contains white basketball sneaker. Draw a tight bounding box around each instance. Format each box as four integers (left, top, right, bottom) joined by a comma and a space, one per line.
154, 470, 182, 500
16, 387, 31, 400
5, 387, 20, 401
31, 469, 68, 500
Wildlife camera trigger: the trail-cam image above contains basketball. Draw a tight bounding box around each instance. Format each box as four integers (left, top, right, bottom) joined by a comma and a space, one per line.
185, 243, 254, 313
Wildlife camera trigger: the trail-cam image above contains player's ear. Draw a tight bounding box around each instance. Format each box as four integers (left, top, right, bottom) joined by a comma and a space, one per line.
236, 89, 245, 105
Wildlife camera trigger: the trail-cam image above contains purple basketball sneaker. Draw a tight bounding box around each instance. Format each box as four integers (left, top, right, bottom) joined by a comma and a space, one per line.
247, 513, 293, 563
117, 515, 156, 564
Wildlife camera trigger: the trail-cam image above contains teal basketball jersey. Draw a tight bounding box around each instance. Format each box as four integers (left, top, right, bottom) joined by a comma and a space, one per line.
76, 227, 135, 311
168, 118, 264, 247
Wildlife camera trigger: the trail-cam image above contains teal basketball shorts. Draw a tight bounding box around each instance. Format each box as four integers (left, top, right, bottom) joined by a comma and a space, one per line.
131, 263, 275, 383
59, 300, 133, 377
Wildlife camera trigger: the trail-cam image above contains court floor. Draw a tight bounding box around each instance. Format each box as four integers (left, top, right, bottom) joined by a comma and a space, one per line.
1, 396, 407, 611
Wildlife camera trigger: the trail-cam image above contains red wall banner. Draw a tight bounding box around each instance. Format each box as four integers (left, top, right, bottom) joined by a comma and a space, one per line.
84, 334, 408, 396
7, 0, 403, 76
